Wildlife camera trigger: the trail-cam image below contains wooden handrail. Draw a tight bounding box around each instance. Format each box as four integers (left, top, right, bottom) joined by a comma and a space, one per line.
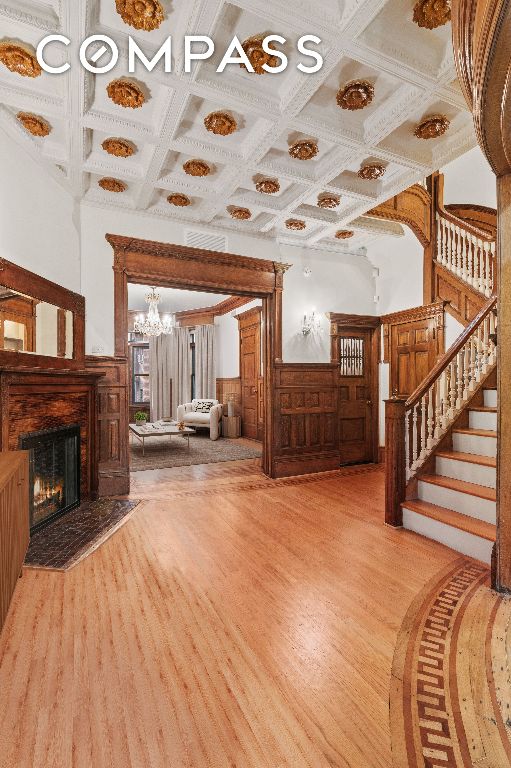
406, 295, 497, 408
436, 204, 496, 243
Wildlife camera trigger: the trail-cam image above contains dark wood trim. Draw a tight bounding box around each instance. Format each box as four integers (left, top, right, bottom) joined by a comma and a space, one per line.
329, 314, 380, 465
272, 363, 340, 478
365, 184, 432, 247
237, 306, 263, 440
108, 234, 289, 484
384, 397, 407, 526
175, 295, 253, 326
381, 301, 446, 365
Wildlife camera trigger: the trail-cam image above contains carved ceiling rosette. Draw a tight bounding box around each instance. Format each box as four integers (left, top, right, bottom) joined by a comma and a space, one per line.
413, 0, 451, 29
183, 159, 211, 177
106, 79, 145, 109
115, 0, 164, 31
99, 177, 127, 193
335, 230, 354, 239
204, 111, 237, 136
102, 138, 136, 158
240, 36, 280, 75
289, 139, 318, 161
0, 41, 41, 78
414, 114, 450, 139
285, 219, 306, 230
358, 163, 386, 180
229, 207, 252, 220
16, 112, 51, 137
336, 80, 375, 111
317, 193, 340, 209
167, 193, 191, 207
255, 178, 280, 194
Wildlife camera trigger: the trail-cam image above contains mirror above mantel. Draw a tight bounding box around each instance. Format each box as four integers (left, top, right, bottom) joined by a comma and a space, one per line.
0, 258, 85, 369
0, 287, 73, 358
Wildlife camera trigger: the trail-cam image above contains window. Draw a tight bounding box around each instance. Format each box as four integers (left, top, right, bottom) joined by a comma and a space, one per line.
339, 337, 364, 377
131, 343, 150, 404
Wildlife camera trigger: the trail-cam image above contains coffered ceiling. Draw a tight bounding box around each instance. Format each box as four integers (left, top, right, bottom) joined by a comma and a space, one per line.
0, 0, 475, 250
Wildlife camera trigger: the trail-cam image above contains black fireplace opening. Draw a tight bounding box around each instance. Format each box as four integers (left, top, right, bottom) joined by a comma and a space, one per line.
19, 425, 81, 533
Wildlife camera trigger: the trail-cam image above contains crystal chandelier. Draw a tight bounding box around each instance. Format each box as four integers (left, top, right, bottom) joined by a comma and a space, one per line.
133, 287, 175, 337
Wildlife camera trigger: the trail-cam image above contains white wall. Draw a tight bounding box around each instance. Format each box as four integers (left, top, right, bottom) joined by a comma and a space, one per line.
279, 244, 376, 363
442, 146, 496, 209
0, 130, 80, 292
367, 229, 424, 446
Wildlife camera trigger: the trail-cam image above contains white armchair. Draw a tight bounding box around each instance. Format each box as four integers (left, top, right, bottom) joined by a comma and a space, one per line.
176, 399, 223, 440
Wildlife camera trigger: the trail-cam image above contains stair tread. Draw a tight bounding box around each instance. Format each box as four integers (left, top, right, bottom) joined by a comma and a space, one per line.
436, 450, 496, 468
470, 406, 497, 413
453, 427, 497, 437
402, 499, 496, 542
419, 473, 496, 501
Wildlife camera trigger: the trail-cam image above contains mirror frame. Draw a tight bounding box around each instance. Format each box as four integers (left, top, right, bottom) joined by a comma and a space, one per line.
0, 257, 85, 369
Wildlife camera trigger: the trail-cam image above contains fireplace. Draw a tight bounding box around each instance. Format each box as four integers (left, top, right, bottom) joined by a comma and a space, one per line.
19, 425, 81, 532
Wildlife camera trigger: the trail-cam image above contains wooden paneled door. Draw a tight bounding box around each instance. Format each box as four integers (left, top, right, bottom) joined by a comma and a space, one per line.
382, 303, 445, 399
329, 315, 380, 465
238, 307, 262, 440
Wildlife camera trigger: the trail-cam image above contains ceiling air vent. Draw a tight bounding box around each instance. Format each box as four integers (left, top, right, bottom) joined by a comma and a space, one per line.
185, 229, 227, 253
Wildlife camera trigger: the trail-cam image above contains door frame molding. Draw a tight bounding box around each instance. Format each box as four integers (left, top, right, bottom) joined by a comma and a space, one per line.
328, 313, 380, 464
107, 234, 289, 481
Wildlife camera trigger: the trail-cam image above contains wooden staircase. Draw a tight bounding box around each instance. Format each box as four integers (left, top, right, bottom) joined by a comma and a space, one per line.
385, 186, 498, 564
401, 383, 497, 563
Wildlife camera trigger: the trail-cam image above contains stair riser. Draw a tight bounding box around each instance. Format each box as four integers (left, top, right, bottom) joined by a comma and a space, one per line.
453, 432, 497, 458
402, 508, 493, 564
418, 480, 496, 523
469, 411, 497, 431
484, 389, 497, 408
435, 457, 496, 489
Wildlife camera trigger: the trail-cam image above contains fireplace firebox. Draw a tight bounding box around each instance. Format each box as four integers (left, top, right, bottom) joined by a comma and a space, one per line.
19, 425, 81, 532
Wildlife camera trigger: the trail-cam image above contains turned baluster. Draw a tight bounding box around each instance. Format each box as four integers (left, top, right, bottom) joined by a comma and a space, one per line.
427, 386, 435, 449
434, 378, 442, 439
475, 325, 483, 382
436, 216, 442, 264
405, 410, 410, 481
467, 233, 475, 286
469, 335, 477, 390
420, 394, 427, 460
456, 351, 464, 408
412, 404, 418, 470
445, 222, 453, 272
483, 242, 491, 296
472, 238, 480, 291
449, 360, 457, 418
460, 230, 468, 282
482, 316, 489, 374
463, 342, 470, 399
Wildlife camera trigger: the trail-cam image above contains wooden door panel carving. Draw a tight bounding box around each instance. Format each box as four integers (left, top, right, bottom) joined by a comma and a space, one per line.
383, 303, 445, 399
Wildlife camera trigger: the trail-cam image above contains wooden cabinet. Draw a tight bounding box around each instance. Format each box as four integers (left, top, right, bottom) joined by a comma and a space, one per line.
0, 451, 29, 634
222, 415, 241, 438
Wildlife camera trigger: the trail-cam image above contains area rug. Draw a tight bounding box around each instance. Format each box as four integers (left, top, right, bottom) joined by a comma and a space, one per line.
130, 431, 262, 472
24, 498, 140, 571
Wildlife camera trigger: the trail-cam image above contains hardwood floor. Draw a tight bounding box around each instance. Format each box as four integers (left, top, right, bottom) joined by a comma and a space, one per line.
0, 460, 466, 768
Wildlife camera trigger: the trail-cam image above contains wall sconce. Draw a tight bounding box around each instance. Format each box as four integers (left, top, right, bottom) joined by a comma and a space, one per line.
302, 310, 322, 336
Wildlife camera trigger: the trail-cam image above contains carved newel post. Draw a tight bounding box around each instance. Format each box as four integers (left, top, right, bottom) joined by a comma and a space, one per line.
384, 398, 407, 527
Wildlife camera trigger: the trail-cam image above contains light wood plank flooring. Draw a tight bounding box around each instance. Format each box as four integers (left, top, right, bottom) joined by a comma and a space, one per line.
0, 460, 462, 768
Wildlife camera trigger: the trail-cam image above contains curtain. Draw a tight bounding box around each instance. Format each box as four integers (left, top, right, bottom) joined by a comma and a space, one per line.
149, 328, 191, 420
194, 324, 216, 400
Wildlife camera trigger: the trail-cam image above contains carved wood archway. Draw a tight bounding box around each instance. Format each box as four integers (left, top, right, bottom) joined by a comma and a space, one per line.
107, 234, 289, 481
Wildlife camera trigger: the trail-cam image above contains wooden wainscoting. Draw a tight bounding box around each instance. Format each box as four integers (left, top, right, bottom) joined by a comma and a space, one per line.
272, 363, 339, 478
434, 264, 486, 325
216, 378, 242, 409
85, 356, 129, 496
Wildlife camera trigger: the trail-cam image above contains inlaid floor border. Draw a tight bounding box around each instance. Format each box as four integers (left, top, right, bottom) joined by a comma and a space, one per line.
390, 558, 511, 767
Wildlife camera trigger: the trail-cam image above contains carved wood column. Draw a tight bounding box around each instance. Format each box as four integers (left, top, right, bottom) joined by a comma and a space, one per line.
384, 398, 407, 527
496, 175, 511, 590
113, 251, 128, 359
452, 0, 511, 590
272, 263, 289, 363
